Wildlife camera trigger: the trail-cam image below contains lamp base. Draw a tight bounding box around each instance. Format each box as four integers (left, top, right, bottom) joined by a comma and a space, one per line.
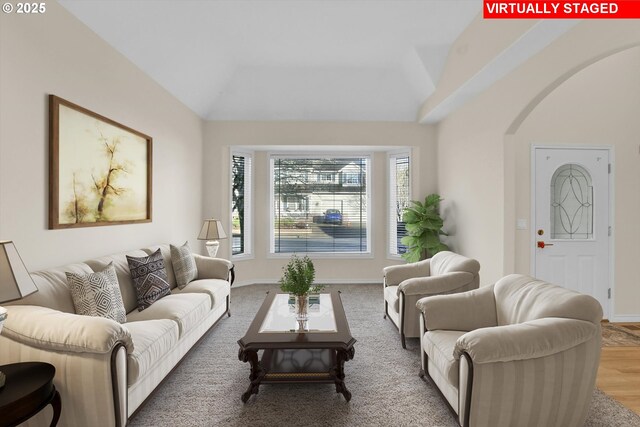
205, 241, 220, 258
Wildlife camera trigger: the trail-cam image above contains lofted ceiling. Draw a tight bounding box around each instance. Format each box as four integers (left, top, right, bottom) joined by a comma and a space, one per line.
59, 0, 482, 122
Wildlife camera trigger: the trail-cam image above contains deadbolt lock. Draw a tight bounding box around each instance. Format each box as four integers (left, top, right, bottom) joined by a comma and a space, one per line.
537, 229, 544, 236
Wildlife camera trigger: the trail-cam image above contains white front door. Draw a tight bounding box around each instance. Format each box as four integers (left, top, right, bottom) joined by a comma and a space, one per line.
532, 147, 610, 318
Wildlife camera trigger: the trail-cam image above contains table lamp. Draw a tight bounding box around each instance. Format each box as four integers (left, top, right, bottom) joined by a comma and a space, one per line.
0, 241, 38, 389
197, 219, 227, 258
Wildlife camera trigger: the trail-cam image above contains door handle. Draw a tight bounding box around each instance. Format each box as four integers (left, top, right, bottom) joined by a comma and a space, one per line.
537, 241, 554, 249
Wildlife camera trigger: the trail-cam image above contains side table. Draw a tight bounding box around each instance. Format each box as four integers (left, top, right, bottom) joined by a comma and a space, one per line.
0, 362, 61, 427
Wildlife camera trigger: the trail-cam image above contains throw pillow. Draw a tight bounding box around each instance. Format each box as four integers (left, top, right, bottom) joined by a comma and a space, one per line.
126, 249, 172, 311
66, 262, 127, 324
170, 241, 198, 289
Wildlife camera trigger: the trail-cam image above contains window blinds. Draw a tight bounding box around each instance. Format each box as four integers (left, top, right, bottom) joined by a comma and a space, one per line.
271, 156, 370, 254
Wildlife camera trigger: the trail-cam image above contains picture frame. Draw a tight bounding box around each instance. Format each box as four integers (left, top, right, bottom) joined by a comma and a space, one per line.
49, 95, 152, 229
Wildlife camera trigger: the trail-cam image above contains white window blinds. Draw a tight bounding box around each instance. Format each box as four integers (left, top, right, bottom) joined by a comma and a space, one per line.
270, 156, 370, 255
231, 151, 253, 257
388, 152, 410, 256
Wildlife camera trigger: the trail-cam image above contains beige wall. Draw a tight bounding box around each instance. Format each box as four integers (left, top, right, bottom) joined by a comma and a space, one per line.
512, 47, 640, 318
420, 17, 535, 119
203, 121, 437, 284
0, 2, 204, 270
436, 19, 640, 307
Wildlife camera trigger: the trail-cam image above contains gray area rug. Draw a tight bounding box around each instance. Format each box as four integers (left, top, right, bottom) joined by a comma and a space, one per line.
129, 284, 640, 426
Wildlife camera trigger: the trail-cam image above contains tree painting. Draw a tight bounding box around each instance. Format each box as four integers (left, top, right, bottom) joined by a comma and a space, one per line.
91, 134, 130, 221
51, 97, 151, 228
63, 173, 91, 223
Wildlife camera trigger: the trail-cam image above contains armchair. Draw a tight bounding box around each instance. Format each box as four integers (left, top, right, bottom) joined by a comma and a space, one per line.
417, 274, 603, 427
383, 251, 480, 348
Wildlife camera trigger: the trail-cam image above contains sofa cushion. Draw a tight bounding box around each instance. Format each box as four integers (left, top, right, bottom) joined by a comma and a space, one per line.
423, 330, 466, 386
173, 278, 230, 310
124, 319, 179, 385
85, 250, 149, 314
141, 244, 177, 289
126, 249, 171, 311
384, 285, 400, 313
170, 242, 198, 289
8, 263, 93, 314
125, 293, 211, 337
66, 263, 127, 324
494, 274, 603, 326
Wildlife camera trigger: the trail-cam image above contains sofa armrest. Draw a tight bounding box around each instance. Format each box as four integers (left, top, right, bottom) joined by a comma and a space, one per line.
398, 271, 475, 296
383, 259, 431, 286
2, 305, 134, 354
193, 254, 233, 281
454, 317, 598, 363
416, 285, 497, 332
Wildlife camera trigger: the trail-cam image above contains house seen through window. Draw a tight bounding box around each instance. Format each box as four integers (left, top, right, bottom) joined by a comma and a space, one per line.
271, 156, 370, 255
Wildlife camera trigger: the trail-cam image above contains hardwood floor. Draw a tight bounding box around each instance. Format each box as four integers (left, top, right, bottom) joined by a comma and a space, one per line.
597, 323, 640, 416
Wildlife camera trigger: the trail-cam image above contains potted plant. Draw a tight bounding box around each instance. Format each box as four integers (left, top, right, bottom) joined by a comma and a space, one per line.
279, 255, 324, 320
400, 194, 449, 263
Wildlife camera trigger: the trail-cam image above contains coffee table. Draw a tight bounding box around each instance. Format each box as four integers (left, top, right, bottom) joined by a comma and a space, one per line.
237, 291, 356, 402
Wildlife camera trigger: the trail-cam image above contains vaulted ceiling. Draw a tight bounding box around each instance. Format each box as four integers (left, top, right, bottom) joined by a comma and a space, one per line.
59, 1, 576, 123
59, 0, 482, 121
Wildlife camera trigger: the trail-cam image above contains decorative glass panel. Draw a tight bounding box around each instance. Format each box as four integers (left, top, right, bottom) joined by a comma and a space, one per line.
550, 164, 593, 239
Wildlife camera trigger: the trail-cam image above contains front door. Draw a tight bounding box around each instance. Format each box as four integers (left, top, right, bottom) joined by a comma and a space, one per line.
532, 147, 610, 318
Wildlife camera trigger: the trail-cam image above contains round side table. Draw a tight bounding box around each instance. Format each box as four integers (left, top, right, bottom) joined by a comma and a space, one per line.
0, 362, 61, 427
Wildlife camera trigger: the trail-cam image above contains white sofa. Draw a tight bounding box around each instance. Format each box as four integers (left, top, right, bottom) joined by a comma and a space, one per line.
0, 244, 233, 427
417, 274, 603, 427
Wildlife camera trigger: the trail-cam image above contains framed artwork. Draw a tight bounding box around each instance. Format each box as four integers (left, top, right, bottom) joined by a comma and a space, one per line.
49, 95, 152, 229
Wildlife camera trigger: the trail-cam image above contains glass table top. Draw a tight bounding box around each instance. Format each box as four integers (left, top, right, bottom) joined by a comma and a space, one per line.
259, 293, 337, 333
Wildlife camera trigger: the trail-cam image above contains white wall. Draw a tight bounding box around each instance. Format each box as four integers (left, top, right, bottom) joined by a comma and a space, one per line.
203, 121, 437, 284
0, 2, 204, 270
512, 47, 640, 319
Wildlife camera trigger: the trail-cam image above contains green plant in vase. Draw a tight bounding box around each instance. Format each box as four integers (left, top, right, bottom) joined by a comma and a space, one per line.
279, 255, 324, 321
400, 193, 449, 263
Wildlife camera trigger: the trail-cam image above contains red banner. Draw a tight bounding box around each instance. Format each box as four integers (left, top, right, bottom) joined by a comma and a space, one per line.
484, 1, 640, 18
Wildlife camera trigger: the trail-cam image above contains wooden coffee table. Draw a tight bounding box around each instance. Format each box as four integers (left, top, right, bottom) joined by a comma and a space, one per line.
238, 291, 356, 402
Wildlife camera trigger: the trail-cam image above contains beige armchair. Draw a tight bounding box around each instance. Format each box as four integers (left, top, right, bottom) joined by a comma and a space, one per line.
417, 274, 603, 427
383, 251, 480, 348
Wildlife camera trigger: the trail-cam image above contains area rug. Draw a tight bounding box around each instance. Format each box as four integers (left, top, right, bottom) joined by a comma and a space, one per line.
129, 284, 640, 427
602, 322, 640, 347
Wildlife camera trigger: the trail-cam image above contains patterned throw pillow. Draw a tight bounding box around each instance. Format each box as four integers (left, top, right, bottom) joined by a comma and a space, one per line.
126, 249, 172, 311
66, 262, 127, 324
170, 241, 198, 289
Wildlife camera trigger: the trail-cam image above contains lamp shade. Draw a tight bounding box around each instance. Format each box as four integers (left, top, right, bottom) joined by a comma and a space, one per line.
197, 219, 227, 240
0, 241, 38, 304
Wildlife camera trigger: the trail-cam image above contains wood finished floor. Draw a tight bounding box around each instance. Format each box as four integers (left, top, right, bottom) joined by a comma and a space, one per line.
597, 323, 640, 416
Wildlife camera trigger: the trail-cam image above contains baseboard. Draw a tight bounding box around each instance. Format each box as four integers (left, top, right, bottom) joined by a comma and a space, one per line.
609, 314, 640, 323
233, 279, 381, 287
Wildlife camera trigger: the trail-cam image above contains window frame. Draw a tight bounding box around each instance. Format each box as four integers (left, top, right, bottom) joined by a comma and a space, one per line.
387, 149, 412, 259
268, 152, 373, 259
230, 149, 254, 260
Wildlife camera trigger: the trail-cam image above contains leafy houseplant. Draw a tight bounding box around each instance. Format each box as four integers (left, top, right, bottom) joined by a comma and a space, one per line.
400, 194, 449, 263
279, 255, 324, 321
